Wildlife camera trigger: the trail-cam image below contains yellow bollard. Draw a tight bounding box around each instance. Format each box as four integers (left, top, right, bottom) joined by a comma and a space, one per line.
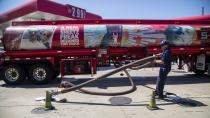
45, 91, 55, 110
147, 91, 159, 110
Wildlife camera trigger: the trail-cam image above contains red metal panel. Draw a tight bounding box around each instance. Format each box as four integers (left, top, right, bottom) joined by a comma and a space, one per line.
1, 56, 55, 65
147, 46, 210, 55
174, 15, 210, 21
37, 0, 100, 19
51, 25, 85, 49
59, 58, 96, 77
0, 0, 102, 24
109, 48, 128, 55
0, 1, 37, 24
3, 49, 97, 58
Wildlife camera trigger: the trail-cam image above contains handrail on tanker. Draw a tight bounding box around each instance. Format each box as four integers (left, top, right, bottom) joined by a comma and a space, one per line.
12, 19, 210, 26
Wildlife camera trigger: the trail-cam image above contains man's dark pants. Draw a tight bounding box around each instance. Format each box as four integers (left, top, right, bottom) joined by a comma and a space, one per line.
156, 68, 170, 97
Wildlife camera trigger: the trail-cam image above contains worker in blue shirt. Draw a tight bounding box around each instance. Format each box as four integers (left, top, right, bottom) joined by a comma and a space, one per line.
155, 40, 172, 99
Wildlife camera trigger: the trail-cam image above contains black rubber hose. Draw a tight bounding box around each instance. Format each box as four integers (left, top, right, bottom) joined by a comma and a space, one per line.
52, 55, 156, 96
59, 62, 153, 96
129, 62, 152, 70
60, 69, 136, 96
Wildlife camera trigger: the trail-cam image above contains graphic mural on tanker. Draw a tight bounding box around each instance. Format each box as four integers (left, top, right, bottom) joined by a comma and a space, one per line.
4, 26, 56, 50
3, 25, 210, 50
84, 25, 199, 47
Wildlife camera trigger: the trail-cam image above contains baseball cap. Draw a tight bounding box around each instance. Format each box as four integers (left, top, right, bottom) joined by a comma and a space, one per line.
160, 40, 169, 46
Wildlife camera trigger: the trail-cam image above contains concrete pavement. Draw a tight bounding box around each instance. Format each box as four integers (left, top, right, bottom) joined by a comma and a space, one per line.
0, 65, 210, 118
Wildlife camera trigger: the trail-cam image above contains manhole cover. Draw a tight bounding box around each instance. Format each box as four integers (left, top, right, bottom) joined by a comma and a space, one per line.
31, 107, 52, 114
109, 96, 132, 105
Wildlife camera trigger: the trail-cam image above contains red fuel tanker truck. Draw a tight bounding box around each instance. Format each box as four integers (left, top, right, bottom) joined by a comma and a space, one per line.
0, 19, 210, 85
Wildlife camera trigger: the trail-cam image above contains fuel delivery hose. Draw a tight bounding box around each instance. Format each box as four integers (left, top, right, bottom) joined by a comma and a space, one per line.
129, 54, 160, 70
60, 62, 152, 96
51, 55, 158, 96
61, 69, 135, 96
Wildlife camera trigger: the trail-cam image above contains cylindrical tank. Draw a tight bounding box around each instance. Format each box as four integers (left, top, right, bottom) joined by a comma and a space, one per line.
2, 24, 209, 51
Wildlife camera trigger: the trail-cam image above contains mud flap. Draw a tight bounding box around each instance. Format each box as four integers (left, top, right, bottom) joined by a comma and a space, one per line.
208, 63, 210, 75
196, 54, 206, 70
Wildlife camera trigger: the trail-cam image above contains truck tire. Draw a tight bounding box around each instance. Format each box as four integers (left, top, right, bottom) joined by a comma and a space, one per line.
1, 64, 26, 85
29, 64, 53, 84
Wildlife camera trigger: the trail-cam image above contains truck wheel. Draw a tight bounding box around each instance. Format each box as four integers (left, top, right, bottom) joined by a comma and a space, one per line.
194, 69, 205, 76
1, 64, 26, 85
29, 64, 53, 84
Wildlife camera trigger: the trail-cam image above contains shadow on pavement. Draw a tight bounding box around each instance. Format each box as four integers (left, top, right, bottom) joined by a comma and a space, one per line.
0, 73, 209, 89
56, 100, 174, 107
53, 96, 207, 108
0, 78, 60, 89
164, 95, 207, 107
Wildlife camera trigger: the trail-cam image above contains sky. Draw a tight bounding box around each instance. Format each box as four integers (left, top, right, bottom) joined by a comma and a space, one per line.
0, 0, 210, 19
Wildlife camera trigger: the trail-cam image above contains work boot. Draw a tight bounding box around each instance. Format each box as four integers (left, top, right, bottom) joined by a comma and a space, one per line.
155, 95, 166, 100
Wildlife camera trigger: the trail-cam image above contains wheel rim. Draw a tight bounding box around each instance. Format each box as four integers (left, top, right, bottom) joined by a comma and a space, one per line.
5, 68, 19, 82
33, 67, 47, 81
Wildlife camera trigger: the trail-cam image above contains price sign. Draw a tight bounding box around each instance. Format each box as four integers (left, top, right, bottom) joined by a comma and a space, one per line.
66, 5, 86, 19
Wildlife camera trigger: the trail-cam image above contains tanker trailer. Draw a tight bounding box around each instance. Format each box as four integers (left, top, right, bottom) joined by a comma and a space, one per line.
0, 20, 210, 85
2, 24, 206, 50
